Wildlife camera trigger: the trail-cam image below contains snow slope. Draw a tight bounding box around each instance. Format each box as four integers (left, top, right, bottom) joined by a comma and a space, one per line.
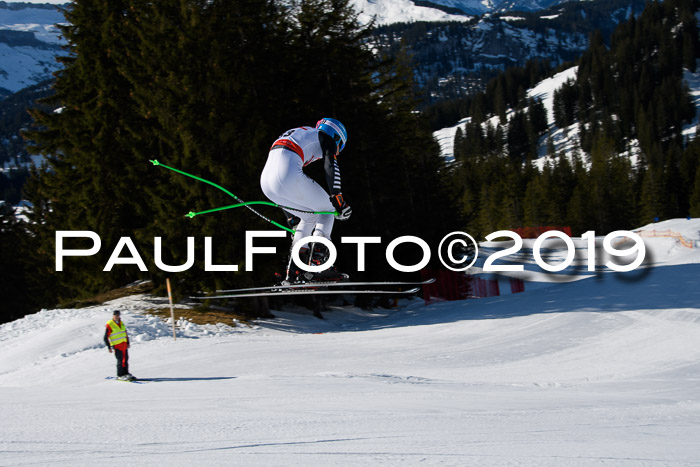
0, 42, 62, 92
0, 5, 65, 44
350, 0, 473, 26
1, 1, 66, 4
0, 3, 65, 92
1, 219, 700, 466
434, 65, 700, 167
433, 66, 582, 163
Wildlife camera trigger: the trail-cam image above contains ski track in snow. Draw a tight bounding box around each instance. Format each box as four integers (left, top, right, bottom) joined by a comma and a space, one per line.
2, 220, 700, 465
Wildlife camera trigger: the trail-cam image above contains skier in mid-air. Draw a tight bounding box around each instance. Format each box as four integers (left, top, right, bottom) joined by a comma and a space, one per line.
260, 118, 352, 283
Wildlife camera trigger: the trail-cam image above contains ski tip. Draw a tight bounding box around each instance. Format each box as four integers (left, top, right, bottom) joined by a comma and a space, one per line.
423, 278, 436, 284
149, 159, 160, 166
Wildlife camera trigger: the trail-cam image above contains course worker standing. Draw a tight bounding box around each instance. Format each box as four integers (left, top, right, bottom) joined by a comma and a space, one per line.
104, 310, 135, 381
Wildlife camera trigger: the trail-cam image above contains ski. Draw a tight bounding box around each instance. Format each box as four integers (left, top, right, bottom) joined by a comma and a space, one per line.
207, 277, 435, 295
105, 376, 146, 384
191, 287, 421, 300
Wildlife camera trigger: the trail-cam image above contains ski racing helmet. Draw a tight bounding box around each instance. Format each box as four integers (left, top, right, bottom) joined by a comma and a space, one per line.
316, 118, 348, 152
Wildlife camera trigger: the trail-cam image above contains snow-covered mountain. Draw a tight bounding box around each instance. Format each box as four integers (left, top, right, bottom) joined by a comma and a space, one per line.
0, 2, 65, 93
351, 0, 614, 23
0, 0, 476, 91
350, 0, 475, 25
493, 0, 574, 13
2, 219, 699, 465
0, 0, 642, 95
377, 17, 588, 100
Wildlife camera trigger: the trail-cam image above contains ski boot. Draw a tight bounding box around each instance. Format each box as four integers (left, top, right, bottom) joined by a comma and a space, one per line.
280, 247, 311, 285
307, 243, 349, 282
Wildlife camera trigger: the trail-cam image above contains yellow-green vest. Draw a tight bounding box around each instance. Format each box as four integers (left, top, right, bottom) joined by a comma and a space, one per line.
107, 320, 128, 346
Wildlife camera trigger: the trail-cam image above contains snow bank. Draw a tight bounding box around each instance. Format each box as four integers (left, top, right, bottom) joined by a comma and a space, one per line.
0, 294, 242, 381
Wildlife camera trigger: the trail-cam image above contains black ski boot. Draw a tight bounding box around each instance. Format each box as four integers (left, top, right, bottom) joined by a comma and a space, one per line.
283, 247, 311, 284
308, 243, 349, 282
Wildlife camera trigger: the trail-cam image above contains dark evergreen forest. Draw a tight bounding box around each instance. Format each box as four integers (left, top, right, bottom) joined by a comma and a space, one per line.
440, 0, 700, 239
0, 0, 453, 323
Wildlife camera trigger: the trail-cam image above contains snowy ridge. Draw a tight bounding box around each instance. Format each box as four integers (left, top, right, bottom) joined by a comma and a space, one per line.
1, 219, 699, 465
434, 65, 700, 167
0, 4, 65, 44
351, 0, 608, 22
432, 66, 582, 163
350, 0, 474, 25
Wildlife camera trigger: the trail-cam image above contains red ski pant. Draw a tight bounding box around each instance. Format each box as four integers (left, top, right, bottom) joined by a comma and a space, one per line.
113, 345, 129, 377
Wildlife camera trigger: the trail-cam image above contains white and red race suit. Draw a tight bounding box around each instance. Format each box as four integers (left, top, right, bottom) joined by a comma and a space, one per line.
260, 126, 343, 246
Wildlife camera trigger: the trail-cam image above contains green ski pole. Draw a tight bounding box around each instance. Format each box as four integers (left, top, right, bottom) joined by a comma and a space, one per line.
150, 160, 336, 234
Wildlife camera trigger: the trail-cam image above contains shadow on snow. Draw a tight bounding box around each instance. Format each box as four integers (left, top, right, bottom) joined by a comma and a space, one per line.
257, 263, 700, 334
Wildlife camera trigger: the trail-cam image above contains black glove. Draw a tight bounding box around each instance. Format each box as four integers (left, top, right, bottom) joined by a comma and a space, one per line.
330, 194, 352, 221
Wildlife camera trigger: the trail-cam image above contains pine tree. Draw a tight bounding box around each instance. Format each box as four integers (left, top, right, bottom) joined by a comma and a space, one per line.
565, 153, 592, 235
690, 165, 700, 217
523, 163, 554, 228
638, 165, 665, 225
501, 163, 525, 230
528, 97, 548, 136
680, 138, 700, 214
116, 0, 294, 292
475, 183, 503, 238
26, 0, 154, 300
549, 153, 575, 223
23, 0, 453, 304
453, 127, 466, 162
507, 110, 530, 163
0, 204, 33, 323
583, 135, 636, 233
494, 78, 507, 124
